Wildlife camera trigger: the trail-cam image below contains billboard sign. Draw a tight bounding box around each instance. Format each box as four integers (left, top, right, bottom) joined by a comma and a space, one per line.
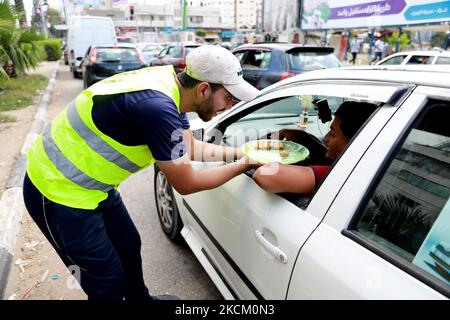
301, 0, 450, 30
73, 0, 102, 6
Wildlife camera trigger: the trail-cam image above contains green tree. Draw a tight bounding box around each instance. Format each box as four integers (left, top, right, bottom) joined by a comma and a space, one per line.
386, 31, 411, 53
0, 0, 41, 80
195, 29, 206, 37
430, 32, 447, 48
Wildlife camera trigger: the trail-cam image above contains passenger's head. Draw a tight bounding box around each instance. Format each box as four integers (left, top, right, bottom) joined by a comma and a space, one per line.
324, 101, 378, 160
178, 45, 260, 121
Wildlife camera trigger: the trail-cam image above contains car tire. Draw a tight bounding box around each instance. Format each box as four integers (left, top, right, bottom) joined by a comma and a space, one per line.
154, 165, 183, 242
73, 70, 79, 79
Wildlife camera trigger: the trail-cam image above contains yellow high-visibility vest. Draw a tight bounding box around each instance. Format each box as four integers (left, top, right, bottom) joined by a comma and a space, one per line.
27, 66, 180, 209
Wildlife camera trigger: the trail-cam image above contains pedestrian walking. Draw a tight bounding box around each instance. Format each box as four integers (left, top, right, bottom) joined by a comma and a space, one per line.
349, 36, 360, 65
371, 37, 385, 64
23, 45, 260, 300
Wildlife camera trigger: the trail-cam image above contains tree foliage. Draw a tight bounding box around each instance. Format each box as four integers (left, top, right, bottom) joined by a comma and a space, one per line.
0, 0, 41, 83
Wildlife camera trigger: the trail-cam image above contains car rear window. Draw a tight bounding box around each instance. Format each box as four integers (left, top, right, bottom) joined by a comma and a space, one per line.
288, 51, 341, 72
185, 46, 200, 56
96, 47, 140, 63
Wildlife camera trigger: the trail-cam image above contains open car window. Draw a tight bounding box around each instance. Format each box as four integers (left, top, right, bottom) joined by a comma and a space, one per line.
219, 82, 406, 208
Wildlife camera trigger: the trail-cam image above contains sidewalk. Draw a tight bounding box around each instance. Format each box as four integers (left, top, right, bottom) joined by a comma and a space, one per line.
0, 61, 59, 299
2, 61, 87, 300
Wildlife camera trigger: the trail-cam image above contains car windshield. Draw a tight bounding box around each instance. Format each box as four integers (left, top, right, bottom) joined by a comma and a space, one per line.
185, 46, 200, 56
96, 47, 140, 63
141, 44, 163, 52
288, 51, 341, 72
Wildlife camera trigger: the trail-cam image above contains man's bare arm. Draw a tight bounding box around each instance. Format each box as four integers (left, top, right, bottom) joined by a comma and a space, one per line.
157, 154, 252, 195
183, 129, 243, 162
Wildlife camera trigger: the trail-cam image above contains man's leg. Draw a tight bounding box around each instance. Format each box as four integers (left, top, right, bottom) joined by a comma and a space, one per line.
101, 190, 152, 300
23, 174, 126, 300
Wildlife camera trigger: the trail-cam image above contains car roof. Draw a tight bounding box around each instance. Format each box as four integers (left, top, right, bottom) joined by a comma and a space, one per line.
264, 65, 450, 93
383, 50, 450, 57
233, 42, 334, 52
92, 43, 137, 48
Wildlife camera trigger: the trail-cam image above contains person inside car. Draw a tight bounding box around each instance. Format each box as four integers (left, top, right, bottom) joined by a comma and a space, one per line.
253, 101, 378, 195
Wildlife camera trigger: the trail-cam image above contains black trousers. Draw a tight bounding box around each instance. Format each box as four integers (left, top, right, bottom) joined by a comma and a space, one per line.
22, 173, 152, 300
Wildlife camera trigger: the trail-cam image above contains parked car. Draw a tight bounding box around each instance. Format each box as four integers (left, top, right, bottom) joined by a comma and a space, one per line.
377, 50, 450, 66
137, 42, 164, 65
81, 44, 147, 88
154, 66, 450, 299
231, 43, 341, 89
67, 16, 117, 79
117, 36, 135, 44
150, 42, 203, 73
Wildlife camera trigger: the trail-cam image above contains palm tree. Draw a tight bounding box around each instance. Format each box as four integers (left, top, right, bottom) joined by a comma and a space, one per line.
0, 0, 40, 81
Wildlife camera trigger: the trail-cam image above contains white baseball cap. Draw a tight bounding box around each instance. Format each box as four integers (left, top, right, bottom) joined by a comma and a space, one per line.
185, 45, 260, 102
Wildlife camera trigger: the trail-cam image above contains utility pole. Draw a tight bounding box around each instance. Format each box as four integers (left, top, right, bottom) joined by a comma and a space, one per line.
181, 0, 187, 30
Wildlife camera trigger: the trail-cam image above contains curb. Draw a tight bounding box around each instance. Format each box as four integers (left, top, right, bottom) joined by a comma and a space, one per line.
0, 62, 59, 299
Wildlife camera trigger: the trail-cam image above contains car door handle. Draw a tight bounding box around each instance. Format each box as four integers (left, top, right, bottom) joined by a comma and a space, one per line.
254, 230, 288, 264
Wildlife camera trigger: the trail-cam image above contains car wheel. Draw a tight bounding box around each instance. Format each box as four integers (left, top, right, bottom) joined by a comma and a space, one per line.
154, 165, 183, 241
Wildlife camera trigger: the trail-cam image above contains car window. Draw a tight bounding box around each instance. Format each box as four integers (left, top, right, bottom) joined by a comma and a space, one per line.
167, 46, 183, 58
379, 55, 407, 65
96, 48, 140, 63
233, 51, 246, 63
185, 46, 199, 56
435, 57, 450, 65
240, 50, 271, 69
288, 51, 341, 72
219, 82, 405, 208
354, 101, 450, 289
407, 55, 434, 65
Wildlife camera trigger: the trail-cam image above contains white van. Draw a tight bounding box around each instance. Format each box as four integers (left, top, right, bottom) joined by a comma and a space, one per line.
67, 16, 117, 78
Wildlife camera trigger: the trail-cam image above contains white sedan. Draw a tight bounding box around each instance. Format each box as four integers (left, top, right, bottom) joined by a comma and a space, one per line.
154, 67, 450, 299
377, 50, 450, 66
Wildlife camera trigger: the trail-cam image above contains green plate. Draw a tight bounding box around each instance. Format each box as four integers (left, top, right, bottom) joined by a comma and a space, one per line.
241, 139, 310, 165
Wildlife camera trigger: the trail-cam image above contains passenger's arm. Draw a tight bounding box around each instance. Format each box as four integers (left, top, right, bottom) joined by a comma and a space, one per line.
157, 154, 252, 195
183, 129, 243, 162
253, 164, 316, 195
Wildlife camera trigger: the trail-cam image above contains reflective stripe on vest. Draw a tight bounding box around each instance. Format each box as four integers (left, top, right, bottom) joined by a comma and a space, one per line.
27, 66, 180, 209
66, 101, 141, 173
42, 125, 115, 192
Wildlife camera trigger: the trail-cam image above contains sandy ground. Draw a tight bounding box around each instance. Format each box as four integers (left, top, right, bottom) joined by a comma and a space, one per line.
3, 60, 87, 300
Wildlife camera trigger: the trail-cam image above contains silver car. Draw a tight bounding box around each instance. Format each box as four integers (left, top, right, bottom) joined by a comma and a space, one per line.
154, 67, 450, 299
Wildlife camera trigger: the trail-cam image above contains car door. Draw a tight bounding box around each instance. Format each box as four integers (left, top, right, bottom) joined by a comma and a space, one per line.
288, 87, 449, 299
178, 80, 407, 299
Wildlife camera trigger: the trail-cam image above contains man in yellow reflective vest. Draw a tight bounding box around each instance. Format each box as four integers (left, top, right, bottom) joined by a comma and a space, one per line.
23, 45, 260, 300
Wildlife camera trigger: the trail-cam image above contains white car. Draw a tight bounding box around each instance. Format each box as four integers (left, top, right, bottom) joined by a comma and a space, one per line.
154, 67, 450, 299
377, 50, 450, 66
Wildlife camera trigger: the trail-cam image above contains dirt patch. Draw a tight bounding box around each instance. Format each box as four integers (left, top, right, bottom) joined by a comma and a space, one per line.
5, 212, 86, 300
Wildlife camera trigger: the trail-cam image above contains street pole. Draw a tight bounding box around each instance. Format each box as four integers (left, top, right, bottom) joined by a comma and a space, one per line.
395, 27, 402, 53
182, 0, 187, 31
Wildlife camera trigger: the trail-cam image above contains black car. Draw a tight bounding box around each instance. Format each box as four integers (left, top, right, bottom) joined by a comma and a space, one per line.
232, 43, 341, 89
81, 44, 147, 88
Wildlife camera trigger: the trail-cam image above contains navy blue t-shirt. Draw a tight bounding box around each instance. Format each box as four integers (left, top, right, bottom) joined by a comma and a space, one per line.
91, 89, 190, 161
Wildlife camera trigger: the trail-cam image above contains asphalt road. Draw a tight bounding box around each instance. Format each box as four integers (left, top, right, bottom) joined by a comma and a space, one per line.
60, 64, 222, 300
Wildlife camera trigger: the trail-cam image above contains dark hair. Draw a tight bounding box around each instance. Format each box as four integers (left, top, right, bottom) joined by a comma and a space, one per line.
177, 71, 222, 92
334, 101, 378, 139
